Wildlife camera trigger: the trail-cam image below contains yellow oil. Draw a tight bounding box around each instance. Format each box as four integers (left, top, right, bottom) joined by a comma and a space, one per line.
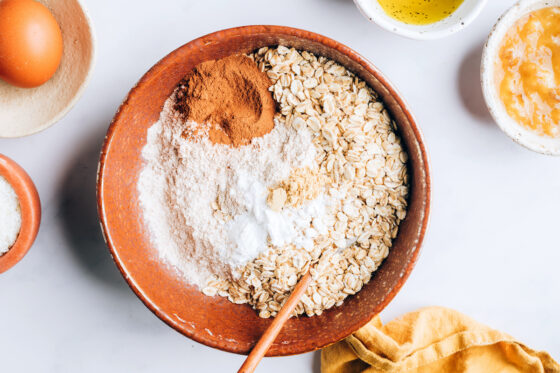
377, 0, 465, 25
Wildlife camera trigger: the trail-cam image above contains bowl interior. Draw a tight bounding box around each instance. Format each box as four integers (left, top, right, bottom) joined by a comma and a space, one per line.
0, 0, 95, 138
354, 0, 487, 39
481, 0, 560, 155
97, 26, 430, 356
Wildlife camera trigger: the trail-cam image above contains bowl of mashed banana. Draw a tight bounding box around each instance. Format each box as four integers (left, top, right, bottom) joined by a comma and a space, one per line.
482, 0, 560, 155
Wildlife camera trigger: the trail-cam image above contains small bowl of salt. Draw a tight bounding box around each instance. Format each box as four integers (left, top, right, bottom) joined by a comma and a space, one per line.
0, 154, 41, 273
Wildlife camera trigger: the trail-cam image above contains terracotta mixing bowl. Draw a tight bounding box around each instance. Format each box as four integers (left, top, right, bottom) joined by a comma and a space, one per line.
97, 25, 431, 356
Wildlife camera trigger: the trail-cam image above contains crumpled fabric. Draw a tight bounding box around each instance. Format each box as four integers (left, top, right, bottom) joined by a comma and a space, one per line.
322, 307, 559, 373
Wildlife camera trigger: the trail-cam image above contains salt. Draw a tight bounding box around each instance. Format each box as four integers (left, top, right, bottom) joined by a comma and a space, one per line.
0, 175, 22, 255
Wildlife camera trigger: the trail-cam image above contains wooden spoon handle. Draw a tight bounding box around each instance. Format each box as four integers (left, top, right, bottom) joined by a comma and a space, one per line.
238, 270, 313, 373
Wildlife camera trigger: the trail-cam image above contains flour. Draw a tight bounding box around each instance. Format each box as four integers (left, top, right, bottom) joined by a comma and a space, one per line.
138, 98, 323, 288
0, 176, 22, 255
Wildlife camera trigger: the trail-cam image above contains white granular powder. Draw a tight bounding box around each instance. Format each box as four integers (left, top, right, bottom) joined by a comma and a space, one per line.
138, 100, 321, 288
0, 175, 22, 255
225, 171, 328, 264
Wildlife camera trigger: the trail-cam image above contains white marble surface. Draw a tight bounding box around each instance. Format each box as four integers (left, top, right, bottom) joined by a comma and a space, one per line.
1, 0, 559, 371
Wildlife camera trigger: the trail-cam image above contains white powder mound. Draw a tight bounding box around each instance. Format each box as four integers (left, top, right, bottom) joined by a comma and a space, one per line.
138, 100, 320, 288
0, 176, 22, 255
224, 171, 328, 266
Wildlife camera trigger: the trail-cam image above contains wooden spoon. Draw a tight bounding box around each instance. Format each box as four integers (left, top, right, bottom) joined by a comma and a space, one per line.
238, 270, 313, 373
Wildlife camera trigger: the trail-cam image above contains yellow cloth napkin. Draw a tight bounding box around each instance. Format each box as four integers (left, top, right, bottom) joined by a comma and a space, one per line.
322, 307, 559, 373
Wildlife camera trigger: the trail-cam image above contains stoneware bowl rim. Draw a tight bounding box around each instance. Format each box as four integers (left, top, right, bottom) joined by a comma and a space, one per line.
353, 0, 488, 40
481, 0, 560, 155
0, 0, 96, 138
0, 154, 41, 273
97, 25, 431, 356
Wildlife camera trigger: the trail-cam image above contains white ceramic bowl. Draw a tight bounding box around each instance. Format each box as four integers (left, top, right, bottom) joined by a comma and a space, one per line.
353, 0, 488, 40
0, 0, 95, 138
481, 0, 560, 155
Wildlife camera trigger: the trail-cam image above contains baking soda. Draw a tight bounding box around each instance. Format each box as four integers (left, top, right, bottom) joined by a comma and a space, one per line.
225, 171, 328, 264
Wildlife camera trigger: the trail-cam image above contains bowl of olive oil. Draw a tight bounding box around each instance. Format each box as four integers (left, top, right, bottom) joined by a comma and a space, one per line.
354, 0, 487, 39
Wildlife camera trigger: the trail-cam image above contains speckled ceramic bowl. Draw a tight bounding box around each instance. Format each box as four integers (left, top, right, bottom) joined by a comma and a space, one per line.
0, 0, 95, 138
0, 154, 41, 273
481, 0, 560, 155
97, 26, 431, 356
353, 0, 488, 40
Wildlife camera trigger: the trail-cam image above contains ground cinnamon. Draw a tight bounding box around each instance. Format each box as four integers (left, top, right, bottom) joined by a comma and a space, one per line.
174, 55, 276, 146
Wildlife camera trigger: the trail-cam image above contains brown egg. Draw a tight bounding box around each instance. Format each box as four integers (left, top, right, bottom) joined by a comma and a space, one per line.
0, 0, 63, 88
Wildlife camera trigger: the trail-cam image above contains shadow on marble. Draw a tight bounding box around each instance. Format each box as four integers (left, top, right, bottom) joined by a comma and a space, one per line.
57, 125, 130, 292
457, 43, 494, 124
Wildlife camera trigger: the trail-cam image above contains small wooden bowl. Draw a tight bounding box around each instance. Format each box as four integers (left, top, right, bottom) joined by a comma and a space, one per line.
0, 154, 41, 273
97, 26, 431, 356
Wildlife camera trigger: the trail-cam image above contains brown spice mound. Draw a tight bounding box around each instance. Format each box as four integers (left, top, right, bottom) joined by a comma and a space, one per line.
174, 55, 276, 146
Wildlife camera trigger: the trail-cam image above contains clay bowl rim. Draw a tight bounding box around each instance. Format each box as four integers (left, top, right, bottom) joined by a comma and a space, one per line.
0, 154, 41, 273
97, 25, 431, 356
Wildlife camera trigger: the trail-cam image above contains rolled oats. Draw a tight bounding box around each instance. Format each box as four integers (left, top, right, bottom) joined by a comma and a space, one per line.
204, 47, 409, 318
